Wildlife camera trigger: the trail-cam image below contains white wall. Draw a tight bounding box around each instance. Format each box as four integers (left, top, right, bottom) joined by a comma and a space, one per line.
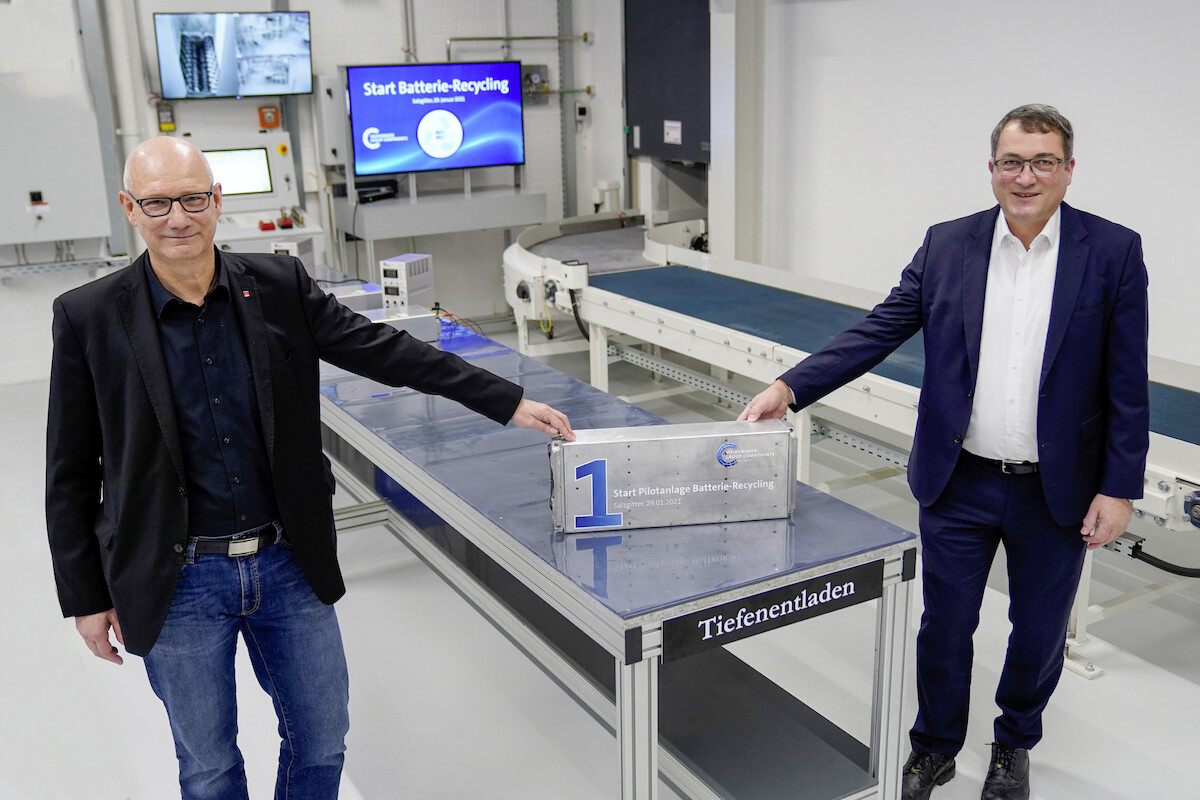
713, 0, 1199, 370
1, 0, 627, 386
0, 0, 108, 385
29, 2, 1195, 379
125, 0, 569, 324
570, 2, 627, 213
365, 0, 572, 321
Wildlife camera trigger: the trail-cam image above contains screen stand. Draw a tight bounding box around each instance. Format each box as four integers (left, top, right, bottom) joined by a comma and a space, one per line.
402, 170, 479, 202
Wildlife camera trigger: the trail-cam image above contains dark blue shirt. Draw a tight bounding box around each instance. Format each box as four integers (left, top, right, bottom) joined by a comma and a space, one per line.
146, 260, 278, 537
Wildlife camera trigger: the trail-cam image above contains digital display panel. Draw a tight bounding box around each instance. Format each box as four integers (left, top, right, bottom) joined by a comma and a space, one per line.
345, 61, 525, 176
154, 12, 313, 100
203, 147, 273, 196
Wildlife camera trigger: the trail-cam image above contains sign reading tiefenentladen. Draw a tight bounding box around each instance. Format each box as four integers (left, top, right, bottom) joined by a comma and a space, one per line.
662, 560, 885, 662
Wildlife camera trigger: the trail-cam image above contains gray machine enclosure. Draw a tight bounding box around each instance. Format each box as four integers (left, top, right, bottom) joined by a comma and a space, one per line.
549, 420, 797, 533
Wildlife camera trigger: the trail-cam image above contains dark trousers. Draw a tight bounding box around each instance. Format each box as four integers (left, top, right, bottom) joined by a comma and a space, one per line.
910, 454, 1087, 755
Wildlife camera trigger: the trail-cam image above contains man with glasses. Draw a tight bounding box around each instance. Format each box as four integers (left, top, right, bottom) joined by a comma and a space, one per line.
740, 105, 1149, 799
45, 136, 575, 799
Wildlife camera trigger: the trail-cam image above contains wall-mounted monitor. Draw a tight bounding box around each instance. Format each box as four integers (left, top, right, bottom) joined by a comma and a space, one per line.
154, 12, 312, 100
344, 61, 525, 176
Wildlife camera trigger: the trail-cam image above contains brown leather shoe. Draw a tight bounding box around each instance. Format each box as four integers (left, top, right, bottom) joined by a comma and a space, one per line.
901, 750, 956, 800
981, 742, 1030, 800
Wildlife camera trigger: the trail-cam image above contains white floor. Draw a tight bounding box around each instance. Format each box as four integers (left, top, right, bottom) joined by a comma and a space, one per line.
5, 330, 1200, 799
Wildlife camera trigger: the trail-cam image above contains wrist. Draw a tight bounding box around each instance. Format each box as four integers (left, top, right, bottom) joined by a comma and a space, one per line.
777, 380, 795, 406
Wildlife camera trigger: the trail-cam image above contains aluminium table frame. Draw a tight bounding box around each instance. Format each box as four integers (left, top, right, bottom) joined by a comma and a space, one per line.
322, 393, 915, 800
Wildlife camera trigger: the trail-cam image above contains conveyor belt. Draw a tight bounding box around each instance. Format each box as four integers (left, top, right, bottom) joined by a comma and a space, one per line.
591, 265, 926, 389
591, 265, 1200, 447
529, 226, 656, 274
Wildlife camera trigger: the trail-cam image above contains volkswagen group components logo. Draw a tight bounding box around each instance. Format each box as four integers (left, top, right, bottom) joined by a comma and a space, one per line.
361, 127, 407, 150
716, 442, 738, 467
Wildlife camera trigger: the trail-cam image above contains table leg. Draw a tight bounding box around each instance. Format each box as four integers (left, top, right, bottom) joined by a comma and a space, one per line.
795, 407, 813, 485
590, 323, 610, 392
365, 237, 377, 285
871, 580, 912, 800
618, 654, 659, 800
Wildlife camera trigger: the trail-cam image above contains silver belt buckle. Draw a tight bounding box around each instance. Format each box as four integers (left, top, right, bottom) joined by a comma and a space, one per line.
227, 537, 261, 557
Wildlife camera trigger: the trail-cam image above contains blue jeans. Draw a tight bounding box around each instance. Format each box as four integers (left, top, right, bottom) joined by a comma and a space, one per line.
144, 531, 350, 800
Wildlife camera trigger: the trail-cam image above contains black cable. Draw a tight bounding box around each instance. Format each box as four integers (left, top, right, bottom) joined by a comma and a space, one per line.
430, 303, 484, 335
318, 277, 367, 287
568, 288, 589, 341
1130, 545, 1200, 578
456, 316, 484, 335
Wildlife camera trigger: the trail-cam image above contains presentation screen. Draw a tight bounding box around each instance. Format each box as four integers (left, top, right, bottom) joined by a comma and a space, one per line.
203, 147, 273, 196
345, 61, 525, 176
155, 12, 313, 100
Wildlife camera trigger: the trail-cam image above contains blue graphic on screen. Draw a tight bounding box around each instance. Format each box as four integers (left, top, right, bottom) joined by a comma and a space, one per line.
347, 62, 526, 176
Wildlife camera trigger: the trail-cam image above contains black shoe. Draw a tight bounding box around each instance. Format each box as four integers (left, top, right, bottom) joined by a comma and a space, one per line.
981, 742, 1030, 800
901, 750, 956, 800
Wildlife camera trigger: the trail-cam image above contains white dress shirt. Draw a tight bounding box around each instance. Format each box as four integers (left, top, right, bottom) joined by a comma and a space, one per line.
962, 207, 1061, 463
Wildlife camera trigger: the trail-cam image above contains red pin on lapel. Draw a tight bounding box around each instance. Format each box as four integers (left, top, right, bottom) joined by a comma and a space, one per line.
242, 290, 251, 297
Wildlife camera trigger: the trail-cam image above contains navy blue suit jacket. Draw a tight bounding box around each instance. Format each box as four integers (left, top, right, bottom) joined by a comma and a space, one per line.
780, 203, 1149, 526
46, 251, 524, 655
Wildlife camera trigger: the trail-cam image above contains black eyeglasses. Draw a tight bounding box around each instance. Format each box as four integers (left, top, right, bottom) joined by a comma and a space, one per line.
991, 157, 1068, 177
129, 191, 214, 217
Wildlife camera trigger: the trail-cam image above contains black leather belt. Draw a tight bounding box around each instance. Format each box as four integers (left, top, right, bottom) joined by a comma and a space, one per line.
963, 451, 1039, 475
190, 521, 281, 557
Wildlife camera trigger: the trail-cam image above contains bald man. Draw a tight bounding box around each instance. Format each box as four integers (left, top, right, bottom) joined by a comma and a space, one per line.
46, 136, 574, 799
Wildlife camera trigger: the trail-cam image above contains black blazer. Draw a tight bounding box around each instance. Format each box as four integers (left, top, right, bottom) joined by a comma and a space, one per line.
781, 203, 1149, 525
46, 251, 523, 655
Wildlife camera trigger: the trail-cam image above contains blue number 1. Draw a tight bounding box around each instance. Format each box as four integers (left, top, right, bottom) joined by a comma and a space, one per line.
574, 459, 623, 529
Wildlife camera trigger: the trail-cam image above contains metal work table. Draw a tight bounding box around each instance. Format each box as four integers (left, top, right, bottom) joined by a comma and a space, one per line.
319, 327, 918, 800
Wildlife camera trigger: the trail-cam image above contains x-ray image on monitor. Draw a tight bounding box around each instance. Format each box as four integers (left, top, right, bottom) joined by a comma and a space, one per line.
155, 12, 312, 100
